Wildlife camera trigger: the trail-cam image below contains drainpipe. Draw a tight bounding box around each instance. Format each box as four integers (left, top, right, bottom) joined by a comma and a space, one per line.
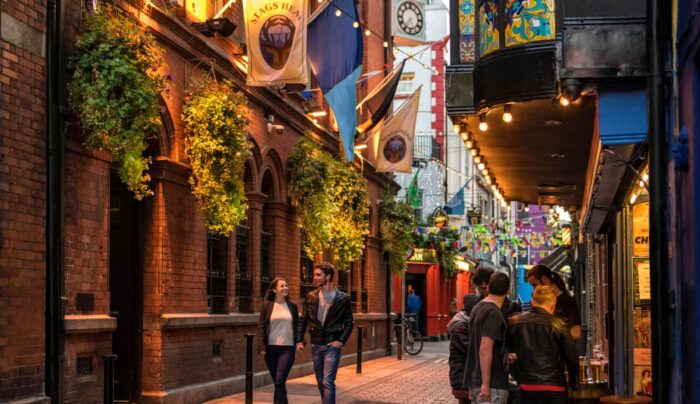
46, 0, 63, 400
648, 0, 670, 401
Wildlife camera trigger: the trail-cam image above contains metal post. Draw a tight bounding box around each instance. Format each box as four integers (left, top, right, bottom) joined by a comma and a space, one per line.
245, 334, 255, 404
397, 320, 403, 360
356, 326, 364, 373
103, 355, 117, 404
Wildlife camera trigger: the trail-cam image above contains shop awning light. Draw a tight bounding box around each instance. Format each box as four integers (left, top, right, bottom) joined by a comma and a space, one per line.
630, 193, 639, 204
477, 162, 485, 171
465, 140, 474, 149
474, 155, 482, 164
470, 148, 478, 157
503, 104, 513, 123
354, 144, 368, 150
453, 124, 461, 133
524, 203, 530, 212
479, 114, 488, 132
480, 168, 488, 176
460, 131, 469, 141
485, 175, 492, 184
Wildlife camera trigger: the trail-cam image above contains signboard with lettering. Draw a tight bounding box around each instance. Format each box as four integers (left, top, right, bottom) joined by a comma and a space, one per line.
632, 202, 649, 257
633, 258, 651, 307
408, 248, 436, 263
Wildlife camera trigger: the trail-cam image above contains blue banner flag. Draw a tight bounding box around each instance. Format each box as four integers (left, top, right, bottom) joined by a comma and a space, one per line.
308, 0, 363, 161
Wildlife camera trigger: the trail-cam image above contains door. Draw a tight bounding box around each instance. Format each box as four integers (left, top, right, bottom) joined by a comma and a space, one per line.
109, 171, 143, 402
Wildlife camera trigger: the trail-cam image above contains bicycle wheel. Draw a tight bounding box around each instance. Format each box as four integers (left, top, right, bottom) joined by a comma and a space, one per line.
404, 329, 423, 355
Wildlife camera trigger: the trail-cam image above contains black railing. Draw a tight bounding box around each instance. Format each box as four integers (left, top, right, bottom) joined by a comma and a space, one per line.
414, 135, 441, 160
207, 235, 228, 314
260, 230, 272, 296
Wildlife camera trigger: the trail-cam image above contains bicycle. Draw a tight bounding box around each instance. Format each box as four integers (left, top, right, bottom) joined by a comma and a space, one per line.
401, 314, 424, 355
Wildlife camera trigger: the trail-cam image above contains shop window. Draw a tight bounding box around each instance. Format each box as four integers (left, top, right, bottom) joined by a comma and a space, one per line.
260, 230, 272, 296
207, 234, 228, 314
397, 73, 415, 95
235, 225, 253, 311
337, 267, 351, 294
360, 245, 368, 313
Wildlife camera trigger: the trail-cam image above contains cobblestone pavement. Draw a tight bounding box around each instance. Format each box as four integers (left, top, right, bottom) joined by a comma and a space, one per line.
337, 355, 456, 404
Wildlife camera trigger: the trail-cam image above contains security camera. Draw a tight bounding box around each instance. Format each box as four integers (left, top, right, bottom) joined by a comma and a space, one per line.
267, 122, 284, 136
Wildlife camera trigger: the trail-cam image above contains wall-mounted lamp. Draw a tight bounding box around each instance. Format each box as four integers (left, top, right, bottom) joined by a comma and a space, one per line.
192, 17, 237, 37
306, 106, 327, 118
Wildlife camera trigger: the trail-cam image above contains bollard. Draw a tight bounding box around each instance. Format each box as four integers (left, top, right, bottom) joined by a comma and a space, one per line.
245, 334, 255, 404
356, 326, 364, 373
396, 323, 403, 360
103, 354, 117, 404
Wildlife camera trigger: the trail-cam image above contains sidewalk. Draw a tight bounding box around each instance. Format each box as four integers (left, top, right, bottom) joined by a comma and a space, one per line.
205, 344, 456, 404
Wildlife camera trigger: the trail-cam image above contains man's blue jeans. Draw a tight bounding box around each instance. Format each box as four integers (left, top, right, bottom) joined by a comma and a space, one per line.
311, 344, 341, 404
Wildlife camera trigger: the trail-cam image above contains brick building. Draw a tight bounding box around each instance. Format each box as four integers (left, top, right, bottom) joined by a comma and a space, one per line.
0, 0, 396, 402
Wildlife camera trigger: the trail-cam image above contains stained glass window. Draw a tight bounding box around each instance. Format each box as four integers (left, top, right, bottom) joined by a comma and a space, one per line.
505, 0, 555, 47
459, 0, 476, 63
479, 0, 500, 56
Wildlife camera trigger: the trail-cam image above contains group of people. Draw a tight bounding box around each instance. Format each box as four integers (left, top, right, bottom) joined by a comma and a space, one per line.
448, 264, 582, 404
256, 262, 353, 404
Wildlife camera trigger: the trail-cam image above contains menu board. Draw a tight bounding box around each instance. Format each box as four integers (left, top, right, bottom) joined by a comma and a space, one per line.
633, 259, 651, 307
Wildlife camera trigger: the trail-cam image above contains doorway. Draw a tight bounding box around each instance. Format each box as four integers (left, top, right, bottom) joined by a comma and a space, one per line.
109, 171, 143, 402
405, 273, 427, 336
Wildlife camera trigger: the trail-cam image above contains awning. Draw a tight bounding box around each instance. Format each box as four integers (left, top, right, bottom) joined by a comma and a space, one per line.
581, 89, 648, 234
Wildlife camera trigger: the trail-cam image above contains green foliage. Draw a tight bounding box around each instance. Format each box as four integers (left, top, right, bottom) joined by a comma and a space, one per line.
68, 5, 167, 199
412, 227, 461, 276
183, 79, 251, 236
379, 193, 417, 273
288, 138, 369, 271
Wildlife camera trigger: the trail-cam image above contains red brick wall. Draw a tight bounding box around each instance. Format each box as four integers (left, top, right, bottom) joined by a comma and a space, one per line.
0, 0, 47, 400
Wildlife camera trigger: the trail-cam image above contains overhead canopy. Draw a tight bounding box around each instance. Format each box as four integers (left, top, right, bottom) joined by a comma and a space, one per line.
465, 96, 596, 207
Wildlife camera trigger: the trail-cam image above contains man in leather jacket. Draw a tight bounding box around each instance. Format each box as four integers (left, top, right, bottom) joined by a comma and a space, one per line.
297, 262, 354, 404
507, 285, 579, 404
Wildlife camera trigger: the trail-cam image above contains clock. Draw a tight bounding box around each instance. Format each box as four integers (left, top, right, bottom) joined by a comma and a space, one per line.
397, 1, 424, 36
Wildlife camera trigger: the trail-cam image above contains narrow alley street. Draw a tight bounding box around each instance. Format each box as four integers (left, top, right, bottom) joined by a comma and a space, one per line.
206, 342, 456, 404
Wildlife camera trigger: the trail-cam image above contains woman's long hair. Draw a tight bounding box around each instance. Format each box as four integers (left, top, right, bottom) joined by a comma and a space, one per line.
528, 264, 570, 296
265, 277, 290, 302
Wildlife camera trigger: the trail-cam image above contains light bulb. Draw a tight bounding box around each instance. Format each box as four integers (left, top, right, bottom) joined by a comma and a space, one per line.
353, 21, 360, 28
460, 132, 468, 142
479, 121, 488, 132
365, 29, 371, 36
453, 124, 461, 133
503, 104, 512, 123
481, 168, 488, 176
477, 162, 485, 171
560, 97, 570, 107
335, 8, 342, 17
465, 140, 474, 149
474, 156, 482, 164
383, 41, 389, 48
485, 176, 491, 184
470, 148, 477, 157
524, 204, 530, 212
491, 185, 497, 192
630, 193, 638, 204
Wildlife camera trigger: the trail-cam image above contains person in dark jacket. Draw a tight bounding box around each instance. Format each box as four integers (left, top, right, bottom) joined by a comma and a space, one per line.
466, 264, 522, 319
297, 262, 354, 404
257, 277, 299, 404
448, 294, 481, 403
507, 285, 580, 404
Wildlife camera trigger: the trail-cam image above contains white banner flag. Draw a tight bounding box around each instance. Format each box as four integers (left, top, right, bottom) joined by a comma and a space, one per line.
243, 0, 308, 86
375, 87, 421, 173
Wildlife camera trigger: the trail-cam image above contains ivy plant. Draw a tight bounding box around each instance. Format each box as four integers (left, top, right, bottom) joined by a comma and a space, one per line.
68, 5, 167, 199
288, 138, 369, 271
379, 193, 417, 273
412, 226, 461, 275
183, 79, 251, 235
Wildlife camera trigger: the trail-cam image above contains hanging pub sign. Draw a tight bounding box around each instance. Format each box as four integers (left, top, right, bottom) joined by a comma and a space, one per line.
243, 0, 309, 86
632, 202, 649, 257
433, 208, 449, 228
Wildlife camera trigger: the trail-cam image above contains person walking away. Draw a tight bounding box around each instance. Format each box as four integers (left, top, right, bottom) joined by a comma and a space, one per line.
448, 294, 480, 403
507, 285, 579, 404
465, 272, 511, 404
297, 263, 354, 404
257, 278, 299, 404
527, 264, 582, 340
406, 286, 422, 332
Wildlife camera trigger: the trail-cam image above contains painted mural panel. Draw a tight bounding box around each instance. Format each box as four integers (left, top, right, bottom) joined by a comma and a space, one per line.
478, 0, 500, 56
459, 0, 476, 63
505, 0, 555, 46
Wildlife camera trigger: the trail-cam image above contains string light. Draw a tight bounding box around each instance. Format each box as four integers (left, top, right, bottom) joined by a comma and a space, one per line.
353, 21, 360, 28
460, 132, 469, 142
383, 41, 389, 48
479, 114, 488, 132
365, 28, 371, 36
474, 155, 482, 164
560, 97, 570, 107
335, 8, 342, 17
503, 104, 512, 123
524, 203, 530, 212
470, 148, 478, 157
453, 124, 461, 133
477, 162, 485, 171
465, 140, 474, 149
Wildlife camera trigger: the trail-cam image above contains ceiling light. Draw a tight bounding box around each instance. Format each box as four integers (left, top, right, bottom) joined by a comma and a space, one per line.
453, 124, 461, 133
485, 175, 492, 184
465, 140, 474, 149
480, 168, 488, 176
477, 162, 485, 171
503, 104, 512, 123
474, 155, 482, 164
460, 131, 469, 141
470, 148, 478, 157
479, 114, 488, 132
491, 185, 498, 192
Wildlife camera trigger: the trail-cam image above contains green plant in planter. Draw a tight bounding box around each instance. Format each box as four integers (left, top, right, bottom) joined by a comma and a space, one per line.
68, 5, 167, 199
288, 137, 369, 271
379, 192, 417, 273
183, 79, 251, 236
412, 227, 461, 275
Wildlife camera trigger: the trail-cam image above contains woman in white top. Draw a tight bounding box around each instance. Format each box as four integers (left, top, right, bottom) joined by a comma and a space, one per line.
257, 277, 299, 404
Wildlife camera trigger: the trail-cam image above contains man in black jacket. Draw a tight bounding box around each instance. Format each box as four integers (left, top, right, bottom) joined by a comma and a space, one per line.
507, 285, 579, 404
448, 294, 480, 403
297, 262, 354, 404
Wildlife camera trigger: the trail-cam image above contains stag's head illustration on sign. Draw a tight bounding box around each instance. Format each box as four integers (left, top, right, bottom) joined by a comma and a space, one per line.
259, 15, 296, 70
